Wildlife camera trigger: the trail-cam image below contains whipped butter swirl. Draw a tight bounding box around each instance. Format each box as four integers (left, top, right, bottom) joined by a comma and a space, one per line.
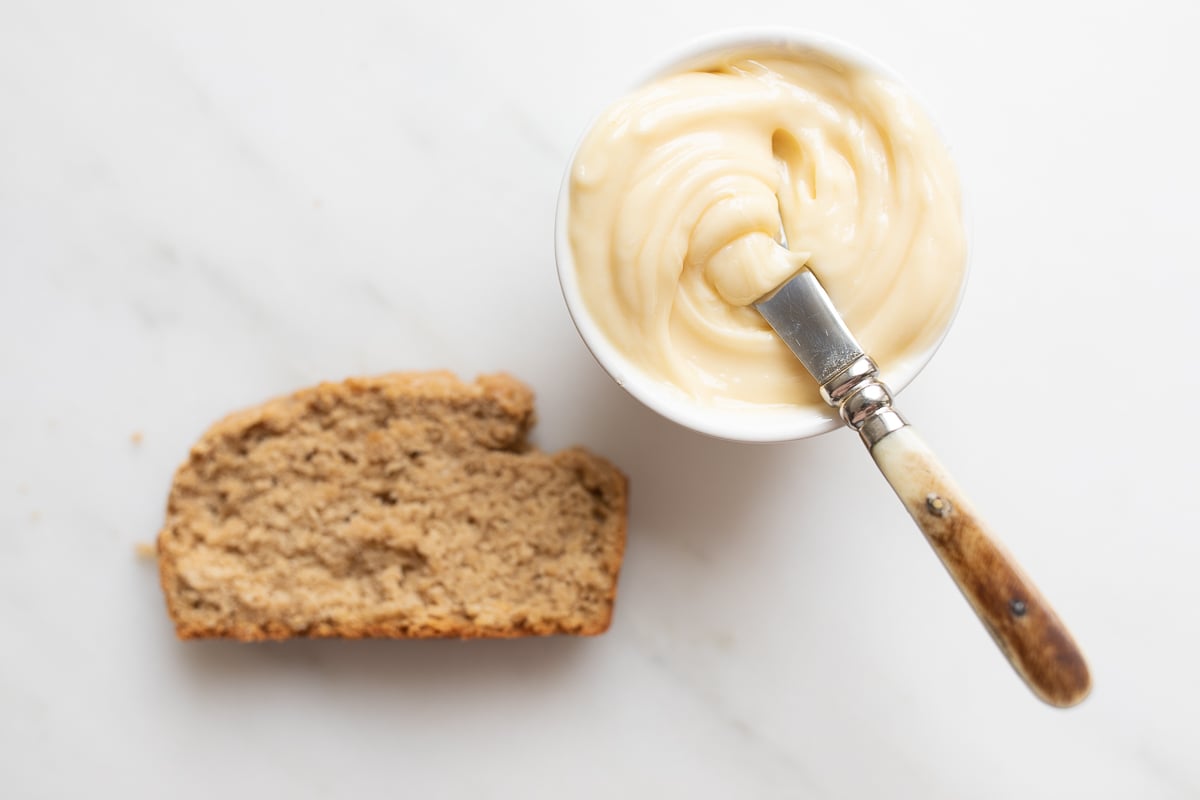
568, 49, 967, 407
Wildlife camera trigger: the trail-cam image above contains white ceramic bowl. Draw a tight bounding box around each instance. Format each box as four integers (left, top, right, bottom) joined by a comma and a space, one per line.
555, 28, 968, 442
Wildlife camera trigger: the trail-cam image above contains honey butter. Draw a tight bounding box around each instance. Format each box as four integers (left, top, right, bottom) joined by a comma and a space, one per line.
567, 49, 967, 407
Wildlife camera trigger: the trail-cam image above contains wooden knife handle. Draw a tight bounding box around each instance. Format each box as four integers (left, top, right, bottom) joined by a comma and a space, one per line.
870, 426, 1091, 708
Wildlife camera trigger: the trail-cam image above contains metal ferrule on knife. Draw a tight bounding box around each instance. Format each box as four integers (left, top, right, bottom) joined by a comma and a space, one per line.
819, 356, 908, 449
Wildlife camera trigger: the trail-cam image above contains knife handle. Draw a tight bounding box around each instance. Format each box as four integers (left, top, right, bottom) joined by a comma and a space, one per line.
869, 425, 1091, 708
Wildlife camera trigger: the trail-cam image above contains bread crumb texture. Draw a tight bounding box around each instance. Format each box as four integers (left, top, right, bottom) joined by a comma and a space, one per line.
157, 372, 627, 641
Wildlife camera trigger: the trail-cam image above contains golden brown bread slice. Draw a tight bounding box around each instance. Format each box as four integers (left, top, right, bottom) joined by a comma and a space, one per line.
157, 372, 628, 641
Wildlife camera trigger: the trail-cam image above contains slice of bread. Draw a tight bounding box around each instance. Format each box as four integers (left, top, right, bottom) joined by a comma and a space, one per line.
157, 372, 628, 641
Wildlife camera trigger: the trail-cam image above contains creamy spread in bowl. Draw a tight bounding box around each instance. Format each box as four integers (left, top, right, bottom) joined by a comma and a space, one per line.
556, 31, 968, 440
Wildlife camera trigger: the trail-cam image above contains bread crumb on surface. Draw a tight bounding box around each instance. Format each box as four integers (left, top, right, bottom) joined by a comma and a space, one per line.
131, 431, 144, 446
135, 542, 157, 560
156, 371, 628, 642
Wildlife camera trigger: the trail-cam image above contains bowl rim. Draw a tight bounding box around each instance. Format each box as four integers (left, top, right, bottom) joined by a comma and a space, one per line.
554, 27, 971, 443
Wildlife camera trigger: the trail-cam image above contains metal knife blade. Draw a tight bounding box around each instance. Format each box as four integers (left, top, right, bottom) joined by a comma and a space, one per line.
754, 268, 864, 386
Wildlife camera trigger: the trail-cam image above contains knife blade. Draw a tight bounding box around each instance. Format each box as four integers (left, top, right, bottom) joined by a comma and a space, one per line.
754, 268, 865, 387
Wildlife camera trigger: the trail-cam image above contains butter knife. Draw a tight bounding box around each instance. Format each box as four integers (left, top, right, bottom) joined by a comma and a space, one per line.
756, 268, 1091, 708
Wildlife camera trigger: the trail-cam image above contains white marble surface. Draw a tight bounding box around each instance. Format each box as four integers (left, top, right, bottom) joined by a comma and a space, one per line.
3, 1, 1199, 797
